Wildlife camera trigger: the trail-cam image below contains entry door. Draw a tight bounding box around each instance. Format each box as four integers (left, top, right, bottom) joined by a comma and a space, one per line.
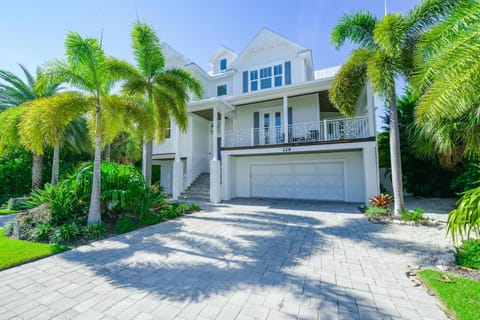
261, 110, 282, 145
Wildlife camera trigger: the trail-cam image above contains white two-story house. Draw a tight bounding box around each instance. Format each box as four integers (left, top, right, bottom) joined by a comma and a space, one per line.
148, 28, 380, 204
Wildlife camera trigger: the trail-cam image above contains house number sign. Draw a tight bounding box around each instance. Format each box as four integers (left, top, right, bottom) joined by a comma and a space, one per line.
282, 147, 292, 152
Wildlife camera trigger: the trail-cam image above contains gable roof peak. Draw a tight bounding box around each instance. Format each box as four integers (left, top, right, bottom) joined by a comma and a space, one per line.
208, 45, 238, 65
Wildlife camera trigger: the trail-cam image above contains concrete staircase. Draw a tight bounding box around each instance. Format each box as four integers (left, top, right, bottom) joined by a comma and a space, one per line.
180, 173, 210, 202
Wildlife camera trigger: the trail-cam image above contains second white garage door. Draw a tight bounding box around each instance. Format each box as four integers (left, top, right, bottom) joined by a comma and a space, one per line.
249, 161, 345, 201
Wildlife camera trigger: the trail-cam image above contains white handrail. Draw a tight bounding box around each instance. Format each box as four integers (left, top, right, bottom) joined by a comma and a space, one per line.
224, 116, 369, 148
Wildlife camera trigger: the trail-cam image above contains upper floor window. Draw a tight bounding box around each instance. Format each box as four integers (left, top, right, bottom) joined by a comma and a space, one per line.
274, 64, 282, 87
243, 61, 290, 94
220, 58, 227, 71
217, 84, 227, 96
260, 66, 272, 89
250, 70, 258, 91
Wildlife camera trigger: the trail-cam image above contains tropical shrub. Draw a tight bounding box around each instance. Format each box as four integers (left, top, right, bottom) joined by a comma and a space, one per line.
52, 222, 83, 244
33, 224, 54, 242
447, 187, 480, 242
378, 89, 455, 197
28, 161, 164, 225
451, 162, 480, 193
399, 208, 425, 222
368, 194, 393, 209
114, 215, 138, 234
364, 206, 390, 217
456, 239, 480, 270
84, 222, 108, 240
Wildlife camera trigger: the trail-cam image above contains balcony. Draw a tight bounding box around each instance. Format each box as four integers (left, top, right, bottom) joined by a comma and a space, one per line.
224, 116, 370, 148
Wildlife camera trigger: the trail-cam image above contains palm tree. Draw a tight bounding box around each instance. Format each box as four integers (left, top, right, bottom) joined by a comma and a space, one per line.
329, 0, 457, 215
42, 31, 150, 224
412, 0, 480, 161
115, 21, 202, 186
18, 92, 91, 185
0, 64, 62, 189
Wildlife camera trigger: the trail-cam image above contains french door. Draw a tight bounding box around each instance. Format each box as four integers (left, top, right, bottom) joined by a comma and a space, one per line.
261, 110, 282, 145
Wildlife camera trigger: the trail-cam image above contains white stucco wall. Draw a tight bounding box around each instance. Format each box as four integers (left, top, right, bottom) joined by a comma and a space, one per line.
230, 151, 365, 202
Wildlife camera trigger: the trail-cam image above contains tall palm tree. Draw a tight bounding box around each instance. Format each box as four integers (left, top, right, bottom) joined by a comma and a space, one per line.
114, 21, 202, 186
0, 64, 62, 189
42, 31, 151, 224
329, 0, 457, 215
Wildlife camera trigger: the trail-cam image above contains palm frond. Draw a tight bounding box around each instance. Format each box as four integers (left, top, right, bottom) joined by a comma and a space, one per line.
367, 50, 397, 101
18, 92, 91, 154
406, 0, 459, 36
105, 57, 141, 81
373, 13, 407, 56
0, 68, 35, 107
162, 68, 203, 99
131, 21, 165, 78
121, 77, 149, 96
0, 105, 26, 154
329, 48, 372, 117
42, 60, 93, 94
331, 11, 378, 50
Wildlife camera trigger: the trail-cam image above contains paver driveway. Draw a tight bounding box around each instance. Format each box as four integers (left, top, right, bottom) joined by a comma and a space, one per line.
0, 199, 451, 320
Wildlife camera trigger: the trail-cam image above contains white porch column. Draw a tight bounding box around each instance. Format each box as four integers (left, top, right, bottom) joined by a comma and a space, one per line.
221, 111, 225, 148
283, 95, 289, 143
363, 145, 380, 203
210, 105, 221, 203
172, 123, 183, 200
221, 154, 231, 200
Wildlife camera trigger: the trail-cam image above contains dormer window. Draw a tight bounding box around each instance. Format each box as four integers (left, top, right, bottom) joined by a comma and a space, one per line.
220, 58, 227, 71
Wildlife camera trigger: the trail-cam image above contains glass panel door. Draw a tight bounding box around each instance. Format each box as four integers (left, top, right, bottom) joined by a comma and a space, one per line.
261, 110, 282, 145
263, 113, 270, 144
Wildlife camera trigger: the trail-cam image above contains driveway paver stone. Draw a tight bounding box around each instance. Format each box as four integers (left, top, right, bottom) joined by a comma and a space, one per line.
0, 199, 453, 319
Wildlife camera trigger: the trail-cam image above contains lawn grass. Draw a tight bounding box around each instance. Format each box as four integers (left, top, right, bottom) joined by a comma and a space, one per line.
418, 269, 480, 320
0, 228, 69, 270
456, 239, 480, 270
0, 209, 18, 215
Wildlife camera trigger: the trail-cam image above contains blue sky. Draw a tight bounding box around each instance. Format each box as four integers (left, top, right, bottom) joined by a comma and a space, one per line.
1, 0, 420, 126
1, 0, 419, 72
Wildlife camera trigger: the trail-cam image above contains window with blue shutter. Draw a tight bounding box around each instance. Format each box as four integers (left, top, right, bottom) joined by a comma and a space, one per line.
243, 71, 248, 93
253, 112, 259, 145
285, 61, 291, 85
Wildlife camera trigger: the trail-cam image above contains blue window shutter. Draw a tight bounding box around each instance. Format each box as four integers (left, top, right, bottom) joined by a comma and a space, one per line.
253, 112, 259, 145
243, 71, 248, 93
288, 107, 292, 126
285, 61, 291, 85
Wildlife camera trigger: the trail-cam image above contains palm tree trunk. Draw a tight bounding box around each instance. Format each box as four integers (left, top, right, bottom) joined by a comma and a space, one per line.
103, 144, 111, 161
389, 92, 405, 216
31, 153, 43, 190
51, 144, 60, 185
88, 106, 102, 224
142, 140, 153, 186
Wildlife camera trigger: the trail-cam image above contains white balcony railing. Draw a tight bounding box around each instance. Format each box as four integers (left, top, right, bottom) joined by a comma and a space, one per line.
224, 116, 369, 148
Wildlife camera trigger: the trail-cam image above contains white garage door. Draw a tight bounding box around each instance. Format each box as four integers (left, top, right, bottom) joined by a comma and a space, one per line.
250, 161, 345, 201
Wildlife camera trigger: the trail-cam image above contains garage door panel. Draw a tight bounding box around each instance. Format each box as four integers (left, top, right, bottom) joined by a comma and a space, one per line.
250, 161, 345, 201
